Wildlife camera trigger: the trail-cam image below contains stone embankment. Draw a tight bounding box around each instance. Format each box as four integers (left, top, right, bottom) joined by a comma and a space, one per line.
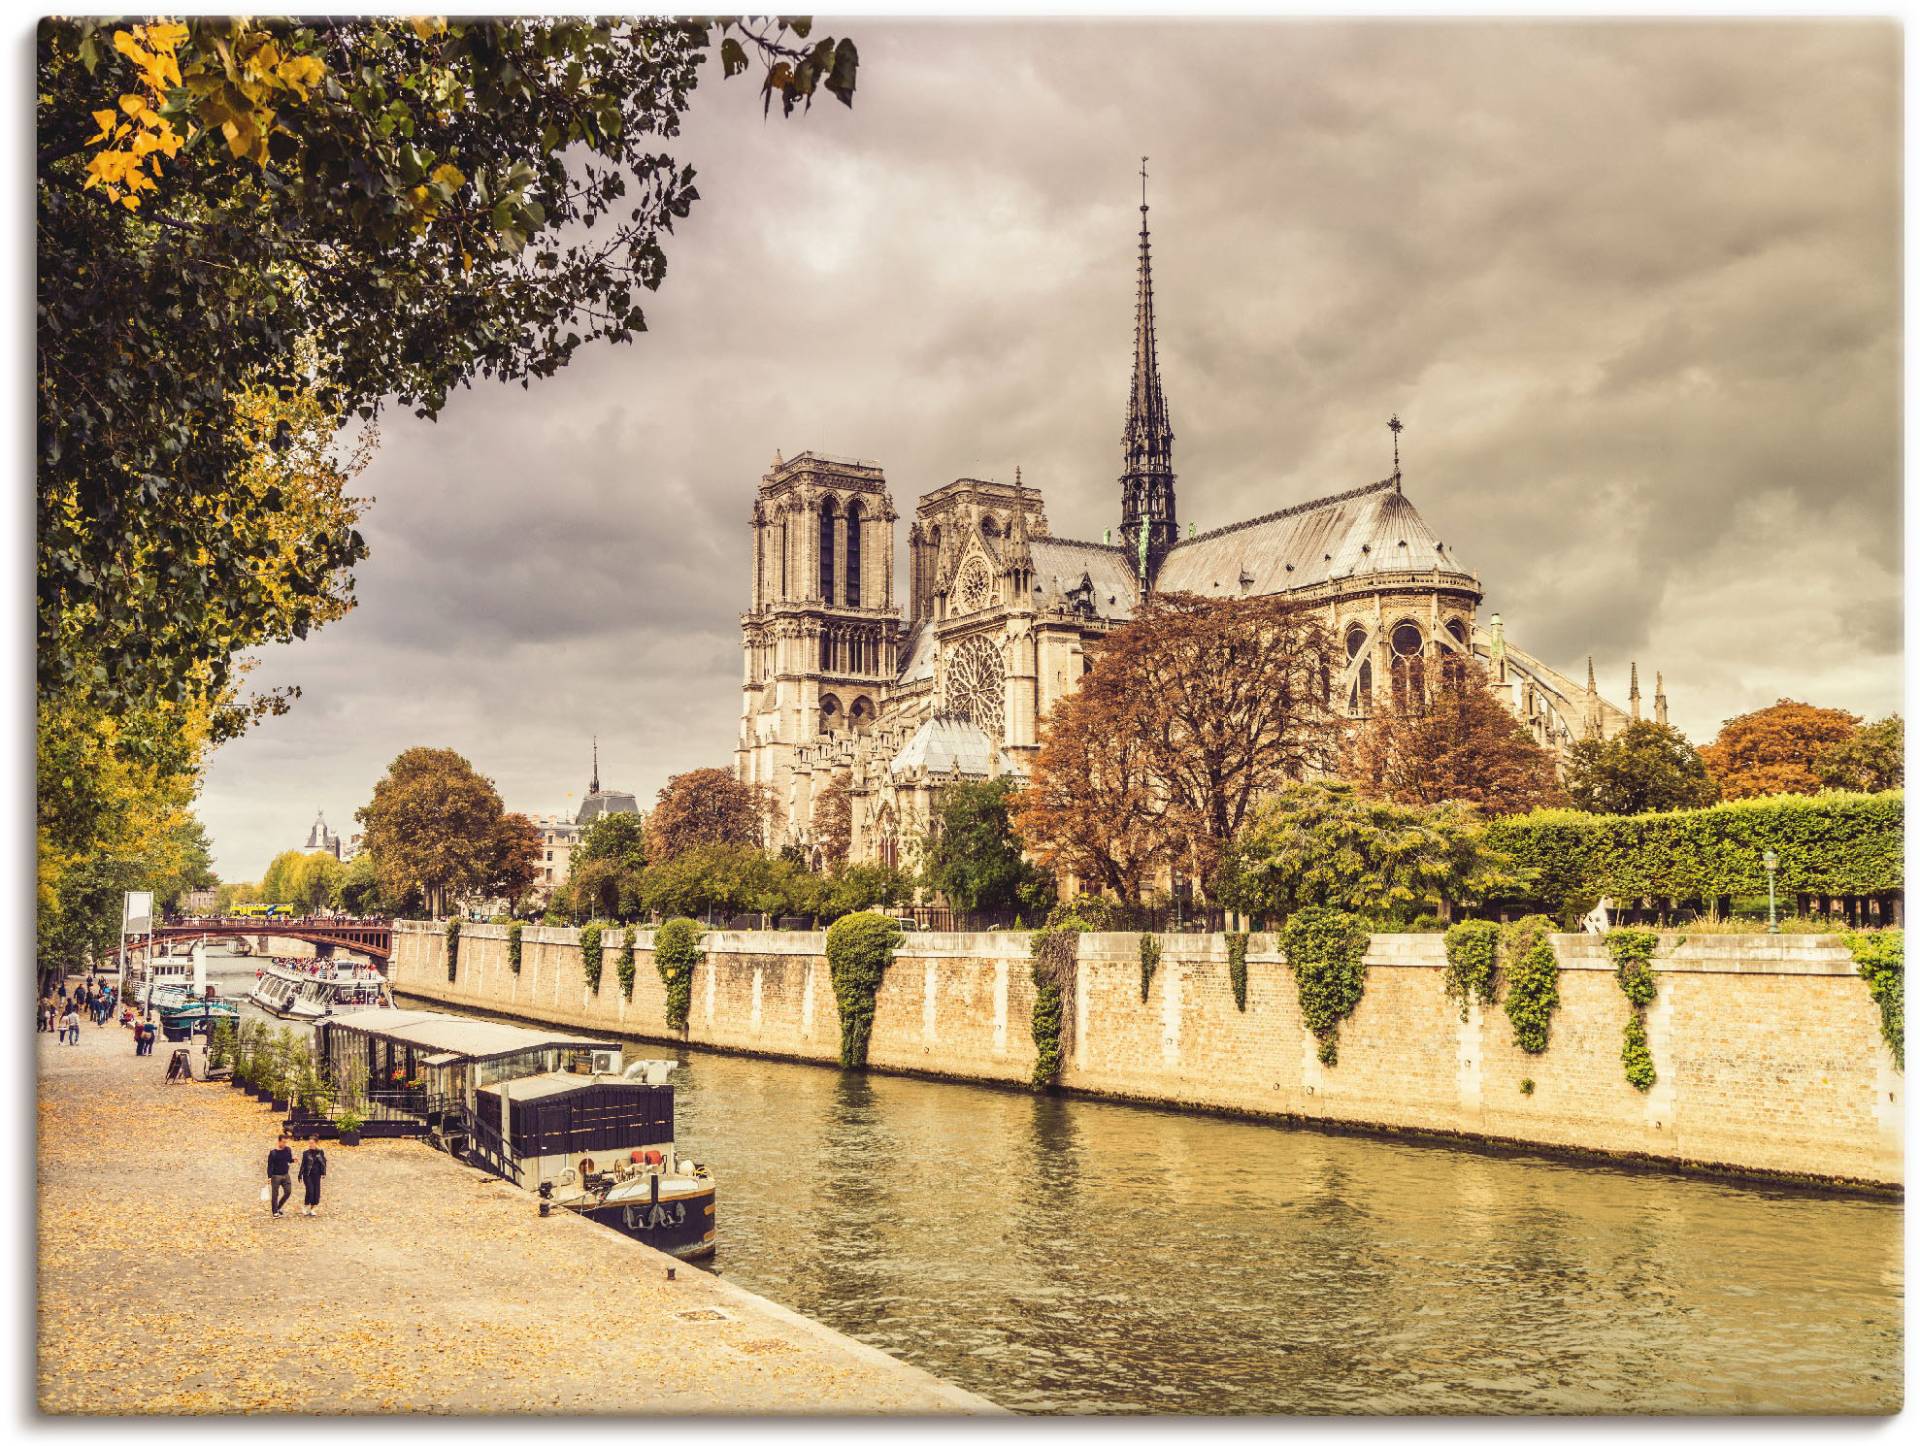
395, 923, 1904, 1191
36, 1012, 999, 1415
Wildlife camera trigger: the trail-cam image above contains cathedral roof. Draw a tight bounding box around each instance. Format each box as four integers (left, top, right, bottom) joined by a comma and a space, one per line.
1155, 479, 1468, 597
1028, 537, 1141, 621
897, 620, 939, 685
888, 715, 1018, 780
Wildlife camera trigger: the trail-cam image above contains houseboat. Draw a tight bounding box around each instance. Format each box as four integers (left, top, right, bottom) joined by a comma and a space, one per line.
313, 1010, 716, 1259
248, 960, 393, 1020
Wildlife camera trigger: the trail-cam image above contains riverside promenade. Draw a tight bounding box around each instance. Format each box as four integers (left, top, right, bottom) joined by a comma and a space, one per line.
36, 1015, 999, 1415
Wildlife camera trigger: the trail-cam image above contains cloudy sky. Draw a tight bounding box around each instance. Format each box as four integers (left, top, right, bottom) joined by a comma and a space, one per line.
197, 18, 1902, 881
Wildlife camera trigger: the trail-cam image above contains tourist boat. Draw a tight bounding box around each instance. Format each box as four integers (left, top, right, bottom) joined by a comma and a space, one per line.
248, 960, 393, 1020
159, 997, 239, 1041
313, 1011, 717, 1258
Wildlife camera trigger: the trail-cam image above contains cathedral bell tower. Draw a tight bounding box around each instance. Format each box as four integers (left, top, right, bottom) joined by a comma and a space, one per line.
1118, 158, 1177, 582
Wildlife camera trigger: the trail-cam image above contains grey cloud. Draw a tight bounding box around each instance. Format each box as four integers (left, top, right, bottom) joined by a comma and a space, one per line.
196, 19, 1900, 879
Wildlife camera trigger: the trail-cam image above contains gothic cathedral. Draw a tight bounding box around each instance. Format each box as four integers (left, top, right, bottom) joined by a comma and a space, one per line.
738, 178, 1659, 867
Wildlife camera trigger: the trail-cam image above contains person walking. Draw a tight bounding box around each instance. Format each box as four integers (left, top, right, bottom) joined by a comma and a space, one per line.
298, 1143, 328, 1217
62, 1005, 81, 1046
266, 1134, 294, 1217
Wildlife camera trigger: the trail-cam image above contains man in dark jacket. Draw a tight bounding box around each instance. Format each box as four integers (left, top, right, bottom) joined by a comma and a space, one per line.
267, 1134, 294, 1216
298, 1144, 328, 1217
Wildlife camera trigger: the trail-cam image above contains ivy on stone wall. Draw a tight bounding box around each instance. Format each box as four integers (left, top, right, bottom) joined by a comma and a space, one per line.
1029, 922, 1083, 1088
1608, 928, 1659, 1092
1138, 933, 1161, 1003
1441, 919, 1500, 1022
826, 911, 903, 1069
444, 917, 460, 983
654, 918, 703, 1032
579, 921, 605, 993
1485, 791, 1902, 914
506, 919, 524, 975
1282, 907, 1368, 1066
616, 927, 637, 1000
1848, 929, 1904, 1071
1500, 915, 1559, 1055
1226, 932, 1249, 1012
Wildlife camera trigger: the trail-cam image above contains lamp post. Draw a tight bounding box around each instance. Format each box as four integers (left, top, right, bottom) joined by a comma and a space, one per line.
1763, 850, 1779, 934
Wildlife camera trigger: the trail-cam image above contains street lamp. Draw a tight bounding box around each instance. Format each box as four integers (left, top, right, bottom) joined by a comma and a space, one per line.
1762, 850, 1779, 934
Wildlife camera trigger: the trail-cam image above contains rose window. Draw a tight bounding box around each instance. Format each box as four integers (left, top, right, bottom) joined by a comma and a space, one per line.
957, 561, 992, 613
942, 635, 1006, 738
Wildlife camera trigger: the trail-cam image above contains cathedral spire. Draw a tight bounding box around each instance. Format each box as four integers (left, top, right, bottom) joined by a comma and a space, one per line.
1120, 157, 1176, 577
590, 735, 600, 796
1629, 661, 1641, 721
1002, 466, 1034, 576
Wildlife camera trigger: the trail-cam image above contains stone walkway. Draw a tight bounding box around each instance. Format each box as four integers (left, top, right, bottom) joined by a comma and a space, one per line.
36, 1009, 999, 1415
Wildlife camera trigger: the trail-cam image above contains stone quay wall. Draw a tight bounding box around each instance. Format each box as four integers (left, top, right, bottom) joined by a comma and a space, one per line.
390, 922, 1903, 1189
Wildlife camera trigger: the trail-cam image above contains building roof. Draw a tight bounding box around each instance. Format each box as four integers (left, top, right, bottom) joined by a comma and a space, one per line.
1156, 479, 1471, 597
320, 1008, 608, 1063
889, 715, 1017, 779
897, 620, 938, 685
1029, 537, 1142, 621
477, 1069, 628, 1101
577, 789, 640, 825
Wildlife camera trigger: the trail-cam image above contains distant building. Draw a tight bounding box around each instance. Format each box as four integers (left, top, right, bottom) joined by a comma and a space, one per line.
530, 741, 640, 893
180, 886, 218, 915
303, 810, 342, 860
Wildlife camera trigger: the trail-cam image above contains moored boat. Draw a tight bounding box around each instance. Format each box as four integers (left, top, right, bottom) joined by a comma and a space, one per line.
249, 960, 392, 1020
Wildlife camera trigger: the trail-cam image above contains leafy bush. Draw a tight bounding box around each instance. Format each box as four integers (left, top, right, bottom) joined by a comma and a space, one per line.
1501, 918, 1560, 1055
1225, 931, 1249, 1012
654, 917, 703, 1032
444, 916, 461, 982
826, 911, 903, 1069
1048, 895, 1126, 931
506, 919, 524, 975
208, 1017, 234, 1072
578, 920, 605, 993
1441, 919, 1501, 1021
1849, 930, 1903, 1070
1485, 791, 1902, 914
1029, 921, 1083, 1087
1138, 933, 1161, 1003
1220, 782, 1526, 927
1281, 906, 1368, 1066
1608, 929, 1658, 1006
616, 927, 636, 1000
1621, 1014, 1656, 1093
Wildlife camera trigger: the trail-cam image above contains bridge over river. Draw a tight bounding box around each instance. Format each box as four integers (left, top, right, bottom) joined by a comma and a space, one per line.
129, 917, 394, 962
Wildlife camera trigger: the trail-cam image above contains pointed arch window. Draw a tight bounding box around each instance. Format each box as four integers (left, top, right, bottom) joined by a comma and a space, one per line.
846, 500, 864, 607
819, 500, 838, 602
1390, 621, 1426, 708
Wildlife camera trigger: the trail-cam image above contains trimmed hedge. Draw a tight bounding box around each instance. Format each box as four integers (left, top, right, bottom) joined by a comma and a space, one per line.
1485, 791, 1902, 913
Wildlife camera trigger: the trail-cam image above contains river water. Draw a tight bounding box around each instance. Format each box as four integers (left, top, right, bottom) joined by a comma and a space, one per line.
666, 1050, 1900, 1415
222, 948, 1897, 1415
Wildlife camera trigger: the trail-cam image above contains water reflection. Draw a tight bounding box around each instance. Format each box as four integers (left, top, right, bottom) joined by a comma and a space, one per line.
668, 1051, 1898, 1415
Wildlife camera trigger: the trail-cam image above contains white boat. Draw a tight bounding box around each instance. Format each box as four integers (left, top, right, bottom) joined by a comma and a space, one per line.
248, 960, 393, 1020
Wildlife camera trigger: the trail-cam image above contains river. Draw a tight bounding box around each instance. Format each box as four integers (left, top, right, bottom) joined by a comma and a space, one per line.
214, 952, 1900, 1413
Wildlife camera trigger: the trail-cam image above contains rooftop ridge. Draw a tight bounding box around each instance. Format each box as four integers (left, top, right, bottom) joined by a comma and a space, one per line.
781, 449, 886, 473
1172, 476, 1399, 550
1031, 534, 1131, 556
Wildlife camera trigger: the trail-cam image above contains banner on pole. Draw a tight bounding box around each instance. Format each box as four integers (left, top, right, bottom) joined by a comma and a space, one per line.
123, 891, 154, 933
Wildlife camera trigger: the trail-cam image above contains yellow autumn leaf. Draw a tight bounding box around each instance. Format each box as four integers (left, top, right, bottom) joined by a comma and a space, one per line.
429, 161, 464, 191
87, 108, 117, 142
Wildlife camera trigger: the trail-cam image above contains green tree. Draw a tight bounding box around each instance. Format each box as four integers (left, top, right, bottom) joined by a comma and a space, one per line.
38, 16, 859, 717
1219, 782, 1523, 925
356, 747, 512, 918
1563, 721, 1719, 815
335, 852, 385, 916
1816, 715, 1904, 794
148, 815, 217, 913
922, 777, 1054, 914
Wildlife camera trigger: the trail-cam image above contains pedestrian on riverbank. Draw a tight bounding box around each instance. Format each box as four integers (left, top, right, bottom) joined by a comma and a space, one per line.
298, 1143, 328, 1217
62, 1006, 80, 1046
266, 1135, 294, 1217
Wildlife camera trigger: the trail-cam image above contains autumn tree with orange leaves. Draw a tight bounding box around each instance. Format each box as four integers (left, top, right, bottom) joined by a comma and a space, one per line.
647, 767, 770, 861
1013, 593, 1341, 903
1699, 699, 1861, 800
1344, 661, 1566, 815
